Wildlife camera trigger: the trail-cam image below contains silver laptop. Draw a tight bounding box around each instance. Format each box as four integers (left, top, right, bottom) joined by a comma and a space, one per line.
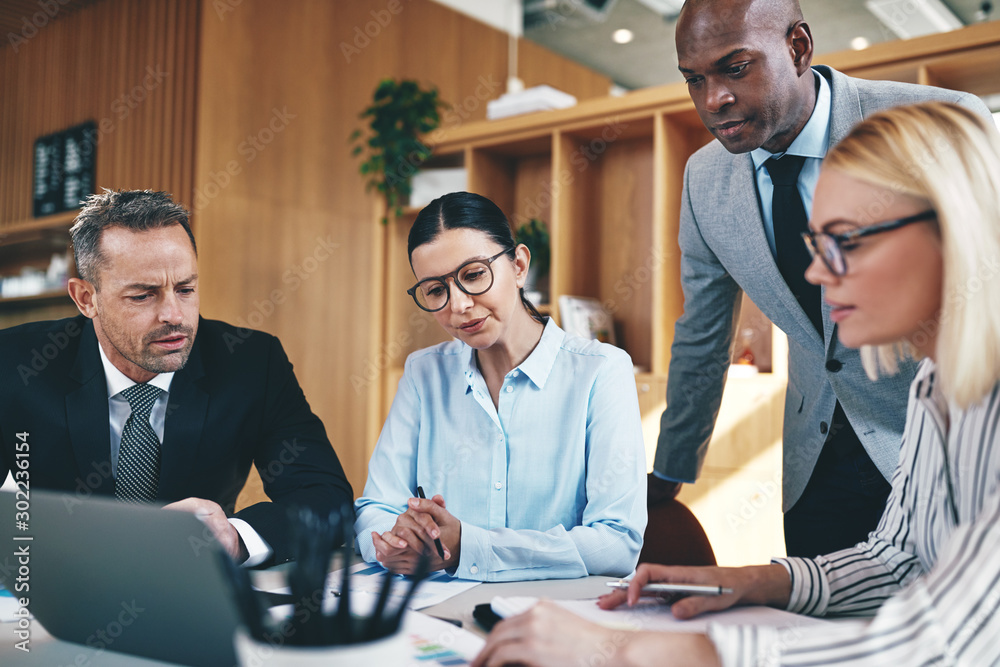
0, 490, 241, 666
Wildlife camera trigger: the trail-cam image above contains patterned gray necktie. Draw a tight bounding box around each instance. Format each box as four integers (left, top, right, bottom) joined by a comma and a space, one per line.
115, 383, 163, 503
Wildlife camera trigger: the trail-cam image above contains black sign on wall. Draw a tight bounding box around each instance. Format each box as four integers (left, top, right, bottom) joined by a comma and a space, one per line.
33, 121, 97, 218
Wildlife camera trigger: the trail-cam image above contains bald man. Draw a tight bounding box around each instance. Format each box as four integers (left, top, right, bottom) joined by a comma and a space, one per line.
649, 0, 993, 556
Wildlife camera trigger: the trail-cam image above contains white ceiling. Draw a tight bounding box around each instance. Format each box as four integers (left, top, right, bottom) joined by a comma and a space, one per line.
521, 0, 998, 89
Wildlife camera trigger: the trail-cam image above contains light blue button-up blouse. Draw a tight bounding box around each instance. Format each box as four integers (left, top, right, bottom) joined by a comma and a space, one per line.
354, 319, 647, 581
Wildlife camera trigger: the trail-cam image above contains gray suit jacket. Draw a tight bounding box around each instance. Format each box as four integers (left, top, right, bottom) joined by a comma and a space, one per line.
654, 65, 993, 511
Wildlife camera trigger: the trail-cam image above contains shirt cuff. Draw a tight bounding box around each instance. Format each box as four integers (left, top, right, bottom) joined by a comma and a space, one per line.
772, 556, 830, 616
651, 469, 690, 484
455, 522, 489, 580
229, 518, 273, 568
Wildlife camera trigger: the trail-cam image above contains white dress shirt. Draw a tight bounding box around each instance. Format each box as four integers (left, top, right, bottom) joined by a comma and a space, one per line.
97, 342, 272, 566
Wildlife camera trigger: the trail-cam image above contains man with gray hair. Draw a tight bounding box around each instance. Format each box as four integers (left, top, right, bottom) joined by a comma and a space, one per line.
0, 189, 352, 565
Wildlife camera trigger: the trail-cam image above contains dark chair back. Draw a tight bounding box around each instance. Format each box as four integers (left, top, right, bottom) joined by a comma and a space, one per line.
639, 499, 717, 566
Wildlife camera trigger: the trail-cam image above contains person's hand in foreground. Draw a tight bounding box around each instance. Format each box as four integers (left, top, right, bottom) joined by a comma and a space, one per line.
471, 599, 721, 667
163, 497, 248, 562
372, 493, 460, 573
646, 473, 683, 507
597, 562, 792, 620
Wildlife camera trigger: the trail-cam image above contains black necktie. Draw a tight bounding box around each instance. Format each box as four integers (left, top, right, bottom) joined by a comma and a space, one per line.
115, 383, 163, 503
765, 155, 823, 335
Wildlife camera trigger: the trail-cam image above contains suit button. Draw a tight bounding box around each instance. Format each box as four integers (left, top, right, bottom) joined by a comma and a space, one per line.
826, 359, 843, 372
820, 421, 828, 435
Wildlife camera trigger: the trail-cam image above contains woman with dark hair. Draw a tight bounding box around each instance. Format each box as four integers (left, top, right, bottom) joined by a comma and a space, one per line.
473, 102, 1000, 666
354, 192, 647, 582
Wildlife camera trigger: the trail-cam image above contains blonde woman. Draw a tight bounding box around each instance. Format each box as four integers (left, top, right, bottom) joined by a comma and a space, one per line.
473, 102, 1000, 666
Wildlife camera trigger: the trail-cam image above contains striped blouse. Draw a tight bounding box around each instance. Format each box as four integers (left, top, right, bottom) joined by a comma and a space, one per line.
709, 358, 1000, 665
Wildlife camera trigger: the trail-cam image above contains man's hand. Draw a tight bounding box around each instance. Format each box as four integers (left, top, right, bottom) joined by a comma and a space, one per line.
163, 497, 248, 562
647, 473, 683, 507
372, 493, 461, 574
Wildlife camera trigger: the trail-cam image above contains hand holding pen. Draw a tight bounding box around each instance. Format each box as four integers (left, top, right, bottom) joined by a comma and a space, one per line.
597, 562, 791, 620
370, 487, 461, 574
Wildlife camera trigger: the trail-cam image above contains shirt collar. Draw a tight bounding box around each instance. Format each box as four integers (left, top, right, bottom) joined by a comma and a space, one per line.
751, 69, 831, 170
462, 318, 565, 391
516, 318, 564, 389
97, 339, 174, 398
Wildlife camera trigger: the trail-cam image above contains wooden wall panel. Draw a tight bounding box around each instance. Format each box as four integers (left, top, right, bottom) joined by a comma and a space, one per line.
0, 0, 199, 228
0, 0, 199, 335
194, 0, 611, 496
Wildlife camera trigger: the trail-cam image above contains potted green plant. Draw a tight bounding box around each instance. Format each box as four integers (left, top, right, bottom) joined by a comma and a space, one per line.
515, 218, 550, 304
349, 79, 446, 224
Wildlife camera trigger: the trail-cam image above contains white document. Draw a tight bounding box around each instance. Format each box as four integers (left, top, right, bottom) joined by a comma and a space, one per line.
491, 596, 830, 634
0, 584, 25, 623
327, 562, 481, 611
402, 611, 485, 665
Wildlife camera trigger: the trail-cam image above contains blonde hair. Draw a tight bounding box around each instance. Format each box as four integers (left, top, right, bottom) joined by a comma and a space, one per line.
824, 101, 1000, 407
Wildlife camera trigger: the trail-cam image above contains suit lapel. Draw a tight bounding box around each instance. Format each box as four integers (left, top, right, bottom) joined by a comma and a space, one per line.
822, 66, 864, 149
158, 328, 208, 501
66, 320, 115, 496
820, 66, 864, 352
731, 152, 824, 349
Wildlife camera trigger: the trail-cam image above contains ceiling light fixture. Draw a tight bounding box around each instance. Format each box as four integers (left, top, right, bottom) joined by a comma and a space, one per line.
865, 0, 963, 39
850, 36, 871, 50
612, 28, 634, 43
633, 0, 685, 17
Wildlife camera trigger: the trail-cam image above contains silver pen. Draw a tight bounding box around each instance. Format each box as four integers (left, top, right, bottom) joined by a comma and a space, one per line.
606, 579, 734, 596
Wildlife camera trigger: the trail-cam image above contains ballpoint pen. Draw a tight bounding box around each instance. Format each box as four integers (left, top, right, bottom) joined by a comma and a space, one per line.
415, 486, 446, 560
606, 580, 734, 596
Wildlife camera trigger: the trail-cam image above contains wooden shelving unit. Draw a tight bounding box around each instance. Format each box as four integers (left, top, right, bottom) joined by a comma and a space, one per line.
0, 211, 77, 310
374, 22, 1000, 424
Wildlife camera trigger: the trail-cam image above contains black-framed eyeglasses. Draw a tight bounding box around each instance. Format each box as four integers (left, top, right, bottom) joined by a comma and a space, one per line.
801, 210, 936, 277
407, 247, 514, 312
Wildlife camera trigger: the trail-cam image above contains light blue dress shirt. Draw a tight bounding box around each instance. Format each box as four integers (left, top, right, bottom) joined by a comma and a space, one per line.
354, 319, 647, 582
751, 69, 832, 259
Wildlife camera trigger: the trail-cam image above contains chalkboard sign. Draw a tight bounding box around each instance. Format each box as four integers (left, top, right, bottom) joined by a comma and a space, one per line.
33, 121, 97, 218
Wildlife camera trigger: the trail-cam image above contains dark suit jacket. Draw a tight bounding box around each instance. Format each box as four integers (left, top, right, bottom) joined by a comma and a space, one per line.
0, 315, 352, 564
